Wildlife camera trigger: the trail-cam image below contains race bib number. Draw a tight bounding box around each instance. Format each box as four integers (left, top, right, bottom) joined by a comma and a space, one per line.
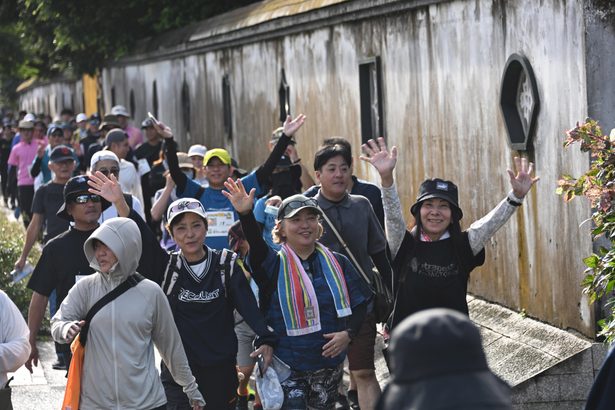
206, 211, 235, 237
137, 159, 151, 176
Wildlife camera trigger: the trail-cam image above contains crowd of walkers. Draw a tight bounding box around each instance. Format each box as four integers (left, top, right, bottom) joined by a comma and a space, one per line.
0, 104, 564, 410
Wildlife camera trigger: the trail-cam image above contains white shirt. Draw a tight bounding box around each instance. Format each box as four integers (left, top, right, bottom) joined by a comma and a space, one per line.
119, 159, 144, 208
0, 290, 31, 387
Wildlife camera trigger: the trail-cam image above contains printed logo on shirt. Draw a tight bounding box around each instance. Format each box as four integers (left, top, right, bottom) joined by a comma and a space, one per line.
419, 263, 458, 278
178, 287, 221, 303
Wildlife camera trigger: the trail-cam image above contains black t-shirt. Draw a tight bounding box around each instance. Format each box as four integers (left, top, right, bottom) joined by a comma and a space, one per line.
392, 232, 485, 327
0, 137, 12, 165
31, 182, 69, 243
135, 141, 162, 165
27, 228, 96, 306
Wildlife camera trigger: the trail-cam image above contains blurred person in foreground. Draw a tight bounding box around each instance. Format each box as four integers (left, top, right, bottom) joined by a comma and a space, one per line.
376, 308, 512, 410
0, 290, 31, 410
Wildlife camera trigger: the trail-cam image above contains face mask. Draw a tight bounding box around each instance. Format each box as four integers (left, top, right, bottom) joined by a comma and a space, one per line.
271, 169, 300, 199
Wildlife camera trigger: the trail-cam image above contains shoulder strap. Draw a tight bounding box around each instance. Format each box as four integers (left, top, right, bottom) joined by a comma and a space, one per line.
219, 249, 237, 299
319, 210, 373, 286
79, 273, 144, 346
123, 193, 133, 209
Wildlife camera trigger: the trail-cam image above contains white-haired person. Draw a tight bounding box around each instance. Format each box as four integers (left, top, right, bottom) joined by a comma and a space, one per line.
89, 149, 145, 222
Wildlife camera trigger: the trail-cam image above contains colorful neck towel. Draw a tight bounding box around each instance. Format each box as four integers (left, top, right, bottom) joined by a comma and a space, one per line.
277, 243, 352, 336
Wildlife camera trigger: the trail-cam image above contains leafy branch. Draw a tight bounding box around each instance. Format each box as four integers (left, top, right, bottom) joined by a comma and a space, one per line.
557, 118, 615, 342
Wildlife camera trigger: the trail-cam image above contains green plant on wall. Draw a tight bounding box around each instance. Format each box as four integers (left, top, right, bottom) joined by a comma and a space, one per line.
557, 118, 615, 342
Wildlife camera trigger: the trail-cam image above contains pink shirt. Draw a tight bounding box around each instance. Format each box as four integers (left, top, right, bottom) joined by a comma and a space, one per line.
8, 140, 39, 186
125, 125, 143, 149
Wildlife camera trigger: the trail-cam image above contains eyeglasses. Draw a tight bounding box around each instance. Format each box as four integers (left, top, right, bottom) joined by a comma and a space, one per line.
97, 167, 120, 177
169, 200, 205, 215
73, 194, 101, 204
281, 198, 319, 215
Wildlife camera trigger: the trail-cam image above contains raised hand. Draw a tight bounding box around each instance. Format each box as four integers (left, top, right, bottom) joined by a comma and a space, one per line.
360, 137, 398, 188
282, 114, 307, 137
507, 157, 540, 198
222, 178, 255, 215
151, 120, 174, 139
88, 171, 123, 204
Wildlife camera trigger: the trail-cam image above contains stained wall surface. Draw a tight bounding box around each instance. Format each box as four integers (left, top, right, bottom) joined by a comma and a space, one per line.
21, 0, 595, 335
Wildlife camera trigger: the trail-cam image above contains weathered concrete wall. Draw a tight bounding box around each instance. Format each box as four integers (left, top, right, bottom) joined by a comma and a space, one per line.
19, 80, 83, 117
21, 0, 597, 335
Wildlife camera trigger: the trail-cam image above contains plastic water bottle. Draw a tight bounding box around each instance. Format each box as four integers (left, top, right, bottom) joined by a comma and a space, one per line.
10, 263, 34, 283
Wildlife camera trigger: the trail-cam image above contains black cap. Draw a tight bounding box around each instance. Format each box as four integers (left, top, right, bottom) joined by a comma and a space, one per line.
275, 155, 293, 169
141, 118, 154, 129
56, 176, 92, 221
49, 145, 75, 163
47, 124, 63, 137
410, 178, 463, 219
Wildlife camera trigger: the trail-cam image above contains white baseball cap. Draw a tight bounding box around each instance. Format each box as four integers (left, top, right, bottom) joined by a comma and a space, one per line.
167, 198, 207, 225
76, 113, 88, 123
188, 144, 208, 158
111, 105, 130, 117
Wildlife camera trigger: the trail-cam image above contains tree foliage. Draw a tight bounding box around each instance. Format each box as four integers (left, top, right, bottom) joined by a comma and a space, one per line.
0, 0, 259, 104
557, 118, 615, 342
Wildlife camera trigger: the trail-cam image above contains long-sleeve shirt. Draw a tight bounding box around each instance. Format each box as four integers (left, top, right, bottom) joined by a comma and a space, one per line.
165, 133, 293, 249
239, 211, 370, 371
0, 290, 31, 388
381, 182, 523, 259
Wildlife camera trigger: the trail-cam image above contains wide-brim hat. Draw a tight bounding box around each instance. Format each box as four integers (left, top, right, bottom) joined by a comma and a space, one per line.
98, 114, 120, 131
277, 194, 322, 220
410, 178, 463, 219
57, 176, 92, 221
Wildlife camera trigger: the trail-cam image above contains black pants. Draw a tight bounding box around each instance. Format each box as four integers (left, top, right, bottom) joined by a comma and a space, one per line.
0, 163, 8, 202
161, 361, 238, 410
17, 185, 34, 227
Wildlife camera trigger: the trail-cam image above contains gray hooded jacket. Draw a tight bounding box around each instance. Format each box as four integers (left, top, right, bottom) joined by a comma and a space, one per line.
51, 217, 204, 409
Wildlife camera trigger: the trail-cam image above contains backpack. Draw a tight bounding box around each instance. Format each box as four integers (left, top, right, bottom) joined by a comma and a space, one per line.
161, 248, 238, 312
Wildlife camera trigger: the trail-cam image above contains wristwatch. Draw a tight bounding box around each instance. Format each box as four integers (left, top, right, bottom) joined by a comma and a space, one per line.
507, 197, 522, 207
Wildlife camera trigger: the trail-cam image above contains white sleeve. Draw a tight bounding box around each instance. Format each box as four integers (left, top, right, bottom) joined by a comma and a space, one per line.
0, 291, 31, 375
467, 191, 523, 255
381, 183, 407, 259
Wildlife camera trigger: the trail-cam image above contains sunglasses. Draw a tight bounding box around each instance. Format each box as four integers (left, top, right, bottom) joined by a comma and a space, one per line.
281, 198, 319, 214
97, 167, 120, 177
73, 194, 101, 204
169, 200, 205, 215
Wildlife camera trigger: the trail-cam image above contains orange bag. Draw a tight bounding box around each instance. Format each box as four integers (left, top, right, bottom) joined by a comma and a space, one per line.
61, 334, 85, 410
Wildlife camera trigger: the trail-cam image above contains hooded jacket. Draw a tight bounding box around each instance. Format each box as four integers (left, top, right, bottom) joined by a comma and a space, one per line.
51, 217, 204, 409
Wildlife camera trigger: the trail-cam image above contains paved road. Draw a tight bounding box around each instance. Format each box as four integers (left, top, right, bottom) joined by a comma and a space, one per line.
10, 341, 66, 410
9, 336, 389, 410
